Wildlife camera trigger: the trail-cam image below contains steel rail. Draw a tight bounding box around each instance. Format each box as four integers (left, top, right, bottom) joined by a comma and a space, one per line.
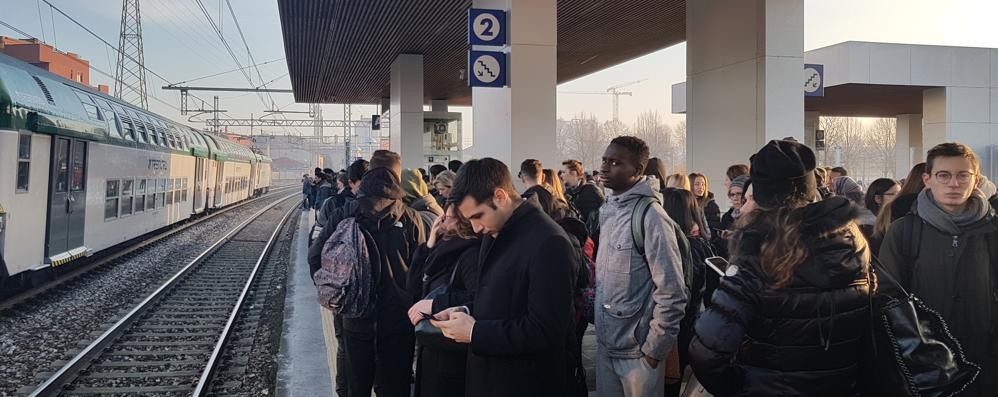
27, 193, 299, 397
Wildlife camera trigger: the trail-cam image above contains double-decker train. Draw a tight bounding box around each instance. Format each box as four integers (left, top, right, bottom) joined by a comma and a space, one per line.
0, 53, 272, 289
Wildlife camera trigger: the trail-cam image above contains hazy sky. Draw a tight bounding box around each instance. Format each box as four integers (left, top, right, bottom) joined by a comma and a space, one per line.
2, 0, 997, 134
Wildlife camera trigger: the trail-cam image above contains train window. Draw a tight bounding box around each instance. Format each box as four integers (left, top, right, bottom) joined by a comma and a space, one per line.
158, 178, 166, 208
182, 178, 189, 202
129, 111, 148, 144
105, 180, 119, 220
166, 178, 174, 205
100, 100, 123, 139
16, 134, 30, 192
145, 118, 160, 146
120, 179, 133, 216
114, 105, 136, 141
54, 139, 70, 193
146, 179, 156, 211
71, 141, 86, 191
74, 92, 103, 121
135, 179, 146, 213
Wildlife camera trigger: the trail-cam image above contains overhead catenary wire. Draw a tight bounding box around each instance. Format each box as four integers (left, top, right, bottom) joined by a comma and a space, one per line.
33, 1, 231, 121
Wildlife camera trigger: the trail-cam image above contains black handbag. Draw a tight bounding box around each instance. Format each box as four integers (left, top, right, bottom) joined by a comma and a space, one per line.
414, 262, 466, 353
861, 258, 980, 397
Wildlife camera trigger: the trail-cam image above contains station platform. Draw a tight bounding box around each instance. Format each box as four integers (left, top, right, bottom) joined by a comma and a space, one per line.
276, 208, 599, 396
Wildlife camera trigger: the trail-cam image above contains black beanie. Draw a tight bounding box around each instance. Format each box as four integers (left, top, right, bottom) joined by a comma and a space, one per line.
749, 140, 817, 208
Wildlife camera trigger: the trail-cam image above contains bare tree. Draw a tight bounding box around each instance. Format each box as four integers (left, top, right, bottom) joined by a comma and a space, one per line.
557, 113, 610, 172
670, 120, 687, 173
820, 116, 865, 171
633, 110, 675, 167
868, 117, 897, 178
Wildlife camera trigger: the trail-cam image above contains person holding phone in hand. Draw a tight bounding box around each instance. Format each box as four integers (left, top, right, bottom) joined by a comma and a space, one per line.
406, 205, 480, 397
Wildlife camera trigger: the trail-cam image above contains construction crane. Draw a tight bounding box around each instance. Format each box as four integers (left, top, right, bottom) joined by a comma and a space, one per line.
559, 78, 647, 122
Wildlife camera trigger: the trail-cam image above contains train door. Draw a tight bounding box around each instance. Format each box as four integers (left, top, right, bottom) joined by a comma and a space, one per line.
46, 138, 87, 258
214, 162, 225, 206
247, 161, 254, 197
193, 158, 204, 213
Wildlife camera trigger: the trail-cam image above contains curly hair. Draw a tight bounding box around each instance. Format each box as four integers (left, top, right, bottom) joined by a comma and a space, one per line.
610, 136, 650, 173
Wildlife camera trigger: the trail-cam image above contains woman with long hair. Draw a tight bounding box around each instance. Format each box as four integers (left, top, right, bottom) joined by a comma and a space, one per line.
661, 188, 719, 396
887, 162, 927, 222
542, 168, 568, 203
644, 157, 669, 191
690, 140, 872, 396
664, 173, 691, 190
406, 204, 481, 397
864, 178, 901, 215
689, 172, 722, 232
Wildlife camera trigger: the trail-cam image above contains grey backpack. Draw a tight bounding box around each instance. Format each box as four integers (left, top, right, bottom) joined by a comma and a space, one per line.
314, 217, 378, 319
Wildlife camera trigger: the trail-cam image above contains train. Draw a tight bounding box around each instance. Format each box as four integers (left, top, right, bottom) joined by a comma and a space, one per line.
0, 52, 273, 290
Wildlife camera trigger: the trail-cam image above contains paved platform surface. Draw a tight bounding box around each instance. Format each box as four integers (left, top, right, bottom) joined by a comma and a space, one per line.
276, 210, 336, 397
276, 208, 600, 396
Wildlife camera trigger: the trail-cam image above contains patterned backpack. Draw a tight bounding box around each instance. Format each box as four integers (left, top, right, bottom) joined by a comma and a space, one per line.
314, 217, 379, 319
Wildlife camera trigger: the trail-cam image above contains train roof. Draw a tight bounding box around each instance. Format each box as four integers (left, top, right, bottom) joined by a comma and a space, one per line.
0, 53, 269, 164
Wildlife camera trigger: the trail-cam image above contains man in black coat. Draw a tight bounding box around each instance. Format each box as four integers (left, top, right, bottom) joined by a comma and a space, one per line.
432, 158, 576, 397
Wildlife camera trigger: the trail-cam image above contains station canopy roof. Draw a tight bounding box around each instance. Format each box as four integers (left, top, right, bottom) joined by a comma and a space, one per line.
277, 0, 685, 105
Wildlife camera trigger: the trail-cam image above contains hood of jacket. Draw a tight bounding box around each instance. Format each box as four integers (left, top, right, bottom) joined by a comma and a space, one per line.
401, 168, 431, 203
424, 237, 480, 278
410, 194, 444, 216
736, 196, 868, 290
608, 176, 662, 208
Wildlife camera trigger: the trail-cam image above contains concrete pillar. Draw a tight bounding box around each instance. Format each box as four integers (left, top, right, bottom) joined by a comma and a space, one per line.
390, 54, 424, 170
686, 0, 804, 206
471, 0, 558, 171
895, 114, 923, 178
923, 86, 997, 179
804, 111, 820, 149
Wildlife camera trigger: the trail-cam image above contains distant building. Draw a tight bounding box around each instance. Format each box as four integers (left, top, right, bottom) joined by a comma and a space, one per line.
0, 36, 109, 94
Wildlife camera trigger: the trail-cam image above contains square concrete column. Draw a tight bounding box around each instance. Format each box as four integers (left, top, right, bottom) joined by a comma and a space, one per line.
895, 114, 923, 178
471, 0, 558, 170
390, 54, 424, 170
804, 111, 820, 149
686, 0, 804, 204
923, 87, 997, 178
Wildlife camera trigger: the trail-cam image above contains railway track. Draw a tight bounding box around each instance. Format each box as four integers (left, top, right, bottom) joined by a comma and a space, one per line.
27, 194, 300, 397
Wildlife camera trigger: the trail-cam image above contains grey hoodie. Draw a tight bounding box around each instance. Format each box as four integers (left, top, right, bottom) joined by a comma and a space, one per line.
595, 176, 688, 360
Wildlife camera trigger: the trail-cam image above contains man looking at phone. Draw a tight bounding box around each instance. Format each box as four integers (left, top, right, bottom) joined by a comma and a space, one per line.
594, 136, 687, 397
431, 158, 576, 396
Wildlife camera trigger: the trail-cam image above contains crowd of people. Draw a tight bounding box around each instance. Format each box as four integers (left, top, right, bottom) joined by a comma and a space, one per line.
301, 137, 998, 397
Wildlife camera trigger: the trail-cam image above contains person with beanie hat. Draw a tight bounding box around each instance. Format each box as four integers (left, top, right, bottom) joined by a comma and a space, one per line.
690, 140, 872, 396
831, 175, 876, 238
401, 168, 445, 235
718, 175, 750, 234
308, 166, 427, 397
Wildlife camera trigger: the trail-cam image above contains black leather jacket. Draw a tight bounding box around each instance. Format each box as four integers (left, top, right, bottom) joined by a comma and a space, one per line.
689, 197, 872, 396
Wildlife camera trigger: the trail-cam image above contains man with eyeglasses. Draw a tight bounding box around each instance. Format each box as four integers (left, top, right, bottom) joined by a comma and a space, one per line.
880, 142, 998, 396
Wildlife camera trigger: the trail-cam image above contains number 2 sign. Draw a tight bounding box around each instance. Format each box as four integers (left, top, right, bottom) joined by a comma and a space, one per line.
468, 8, 507, 47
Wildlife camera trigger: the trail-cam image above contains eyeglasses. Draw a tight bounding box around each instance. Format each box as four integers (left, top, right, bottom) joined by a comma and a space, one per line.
728, 192, 744, 199
932, 171, 977, 185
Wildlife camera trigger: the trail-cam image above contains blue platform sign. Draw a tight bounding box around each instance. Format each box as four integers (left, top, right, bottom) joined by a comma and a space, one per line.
468, 8, 507, 46
804, 64, 824, 97
468, 50, 507, 88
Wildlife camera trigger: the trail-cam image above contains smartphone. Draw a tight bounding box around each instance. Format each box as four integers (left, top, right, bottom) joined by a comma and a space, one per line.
704, 256, 730, 277
421, 312, 443, 321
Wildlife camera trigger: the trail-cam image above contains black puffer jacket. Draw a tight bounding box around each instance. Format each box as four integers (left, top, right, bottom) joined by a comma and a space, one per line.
689, 197, 872, 397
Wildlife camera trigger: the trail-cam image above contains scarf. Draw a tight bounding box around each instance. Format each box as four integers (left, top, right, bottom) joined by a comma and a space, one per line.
916, 189, 991, 235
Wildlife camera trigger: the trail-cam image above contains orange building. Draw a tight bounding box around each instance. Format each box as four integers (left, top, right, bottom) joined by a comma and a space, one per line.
0, 37, 109, 94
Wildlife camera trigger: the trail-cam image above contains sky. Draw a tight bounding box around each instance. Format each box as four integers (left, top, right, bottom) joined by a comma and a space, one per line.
2, 0, 997, 135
